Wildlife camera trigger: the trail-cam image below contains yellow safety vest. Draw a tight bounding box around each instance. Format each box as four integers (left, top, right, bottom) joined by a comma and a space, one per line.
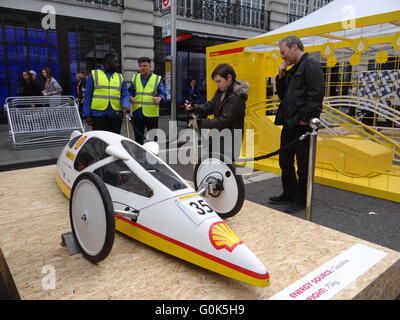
91, 69, 123, 111
131, 73, 161, 117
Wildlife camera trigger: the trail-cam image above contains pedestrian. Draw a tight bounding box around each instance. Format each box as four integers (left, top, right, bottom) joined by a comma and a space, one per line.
41, 67, 62, 96
269, 35, 324, 213
18, 71, 41, 97
75, 72, 86, 116
29, 70, 43, 96
82, 53, 130, 134
187, 78, 198, 104
186, 63, 248, 162
129, 57, 166, 144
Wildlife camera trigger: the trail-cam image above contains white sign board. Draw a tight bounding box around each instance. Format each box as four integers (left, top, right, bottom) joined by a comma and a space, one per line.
165, 73, 171, 100
269, 243, 388, 300
162, 15, 172, 39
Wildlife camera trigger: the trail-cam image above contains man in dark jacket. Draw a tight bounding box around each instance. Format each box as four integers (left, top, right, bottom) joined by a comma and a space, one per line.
186, 63, 248, 162
269, 35, 324, 213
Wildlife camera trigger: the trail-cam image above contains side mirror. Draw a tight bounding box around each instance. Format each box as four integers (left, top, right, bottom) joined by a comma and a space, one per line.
106, 145, 130, 161
142, 141, 159, 155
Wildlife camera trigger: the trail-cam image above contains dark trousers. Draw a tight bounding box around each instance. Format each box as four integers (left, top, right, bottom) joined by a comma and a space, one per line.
130, 117, 158, 145
92, 116, 123, 134
279, 125, 312, 205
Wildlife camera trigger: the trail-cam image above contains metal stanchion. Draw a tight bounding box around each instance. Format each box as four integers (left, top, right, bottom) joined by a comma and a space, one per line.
191, 113, 199, 171
305, 118, 320, 221
125, 114, 131, 139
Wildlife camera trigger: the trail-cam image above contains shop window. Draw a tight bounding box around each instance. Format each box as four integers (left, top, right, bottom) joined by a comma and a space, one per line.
37, 30, 47, 45
15, 27, 26, 43
5, 26, 14, 42
0, 8, 120, 110
49, 30, 57, 46
68, 33, 77, 48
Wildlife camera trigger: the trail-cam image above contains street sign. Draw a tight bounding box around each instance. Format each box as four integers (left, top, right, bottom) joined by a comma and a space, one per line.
161, 0, 176, 122
162, 15, 172, 38
163, 33, 192, 44
162, 0, 171, 15
162, 0, 172, 38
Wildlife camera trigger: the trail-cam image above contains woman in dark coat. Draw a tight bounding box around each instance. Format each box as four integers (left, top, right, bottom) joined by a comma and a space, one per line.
18, 71, 42, 96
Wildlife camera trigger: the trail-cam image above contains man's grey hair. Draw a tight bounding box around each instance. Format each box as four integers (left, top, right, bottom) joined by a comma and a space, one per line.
279, 35, 304, 51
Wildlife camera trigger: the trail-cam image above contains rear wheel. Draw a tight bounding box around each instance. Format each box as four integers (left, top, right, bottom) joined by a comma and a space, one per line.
194, 153, 245, 219
70, 172, 115, 264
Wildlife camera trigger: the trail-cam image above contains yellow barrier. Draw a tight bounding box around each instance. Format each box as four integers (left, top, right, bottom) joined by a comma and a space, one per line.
238, 101, 400, 202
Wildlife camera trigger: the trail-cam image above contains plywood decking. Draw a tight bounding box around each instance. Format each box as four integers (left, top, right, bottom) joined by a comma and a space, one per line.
0, 165, 399, 300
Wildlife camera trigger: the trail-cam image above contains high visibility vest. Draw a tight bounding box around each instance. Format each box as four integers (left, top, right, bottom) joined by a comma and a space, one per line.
91, 69, 123, 111
131, 73, 161, 117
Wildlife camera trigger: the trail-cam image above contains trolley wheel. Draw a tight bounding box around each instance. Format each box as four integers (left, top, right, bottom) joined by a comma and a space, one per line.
194, 153, 245, 219
69, 172, 115, 264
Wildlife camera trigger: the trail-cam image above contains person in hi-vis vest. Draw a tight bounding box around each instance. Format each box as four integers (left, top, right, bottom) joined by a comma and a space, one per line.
82, 53, 130, 134
128, 56, 166, 144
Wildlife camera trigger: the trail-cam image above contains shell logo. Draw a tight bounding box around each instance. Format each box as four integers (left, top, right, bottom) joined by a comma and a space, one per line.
209, 221, 243, 252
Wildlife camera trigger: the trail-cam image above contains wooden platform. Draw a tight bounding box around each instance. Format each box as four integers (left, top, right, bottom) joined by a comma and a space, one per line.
0, 165, 399, 300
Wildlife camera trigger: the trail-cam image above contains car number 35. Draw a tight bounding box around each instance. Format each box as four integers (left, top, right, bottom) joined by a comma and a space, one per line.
189, 199, 213, 215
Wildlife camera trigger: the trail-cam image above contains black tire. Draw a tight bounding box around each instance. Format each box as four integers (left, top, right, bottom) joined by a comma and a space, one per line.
193, 152, 245, 219
69, 172, 115, 264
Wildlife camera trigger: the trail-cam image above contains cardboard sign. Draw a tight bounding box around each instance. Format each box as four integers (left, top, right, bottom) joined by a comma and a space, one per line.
269, 243, 388, 300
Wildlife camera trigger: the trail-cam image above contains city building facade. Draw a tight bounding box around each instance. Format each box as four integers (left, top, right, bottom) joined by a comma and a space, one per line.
287, 0, 333, 22
0, 0, 329, 113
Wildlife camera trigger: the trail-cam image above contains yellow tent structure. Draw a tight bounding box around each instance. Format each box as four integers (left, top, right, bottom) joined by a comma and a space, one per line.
206, 0, 400, 202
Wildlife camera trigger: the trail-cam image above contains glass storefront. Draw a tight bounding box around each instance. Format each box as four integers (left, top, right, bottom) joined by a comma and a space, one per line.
0, 8, 120, 119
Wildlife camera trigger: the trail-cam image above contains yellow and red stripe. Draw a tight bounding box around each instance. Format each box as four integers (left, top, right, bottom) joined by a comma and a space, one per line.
55, 171, 72, 198
115, 216, 270, 287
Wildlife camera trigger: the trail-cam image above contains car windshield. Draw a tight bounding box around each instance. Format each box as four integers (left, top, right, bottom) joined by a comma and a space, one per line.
121, 140, 187, 191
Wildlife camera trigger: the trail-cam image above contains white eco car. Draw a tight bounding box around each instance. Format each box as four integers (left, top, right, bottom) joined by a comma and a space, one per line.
55, 130, 269, 287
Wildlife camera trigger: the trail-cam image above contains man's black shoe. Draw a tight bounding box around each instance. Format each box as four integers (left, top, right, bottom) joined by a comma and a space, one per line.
269, 194, 293, 205
285, 202, 306, 213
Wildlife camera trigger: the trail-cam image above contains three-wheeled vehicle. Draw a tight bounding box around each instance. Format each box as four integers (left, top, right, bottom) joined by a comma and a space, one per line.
56, 130, 269, 287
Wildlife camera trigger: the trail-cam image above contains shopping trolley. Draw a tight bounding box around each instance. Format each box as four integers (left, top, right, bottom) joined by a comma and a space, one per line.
4, 96, 84, 149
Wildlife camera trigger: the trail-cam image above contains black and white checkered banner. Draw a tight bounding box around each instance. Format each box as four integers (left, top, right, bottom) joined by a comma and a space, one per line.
357, 70, 400, 101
